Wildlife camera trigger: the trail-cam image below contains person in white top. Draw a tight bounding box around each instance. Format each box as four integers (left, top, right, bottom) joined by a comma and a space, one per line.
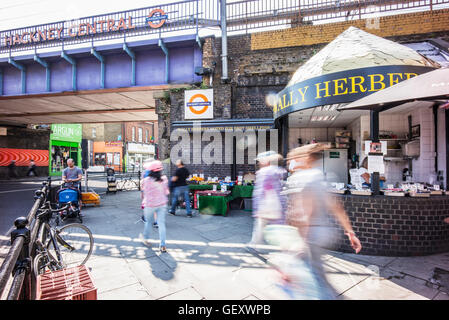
352, 157, 386, 187
357, 157, 371, 185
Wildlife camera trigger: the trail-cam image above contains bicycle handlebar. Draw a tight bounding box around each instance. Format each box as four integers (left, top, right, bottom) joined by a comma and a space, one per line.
50, 204, 70, 213
40, 201, 70, 213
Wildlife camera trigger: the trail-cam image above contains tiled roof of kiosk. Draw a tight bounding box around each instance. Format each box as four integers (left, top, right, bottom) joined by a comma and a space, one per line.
287, 26, 440, 87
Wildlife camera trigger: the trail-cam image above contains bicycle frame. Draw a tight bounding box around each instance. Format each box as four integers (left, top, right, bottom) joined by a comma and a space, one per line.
35, 219, 76, 274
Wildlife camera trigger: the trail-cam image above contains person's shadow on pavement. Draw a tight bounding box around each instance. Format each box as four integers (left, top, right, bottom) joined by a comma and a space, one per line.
147, 249, 178, 281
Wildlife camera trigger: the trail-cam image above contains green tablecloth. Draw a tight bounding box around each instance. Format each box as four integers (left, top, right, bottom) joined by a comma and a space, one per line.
198, 195, 233, 216
188, 184, 220, 191
231, 185, 254, 198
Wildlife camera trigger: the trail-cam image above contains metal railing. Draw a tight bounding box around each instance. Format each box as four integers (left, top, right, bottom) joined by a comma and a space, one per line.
226, 0, 449, 34
0, 0, 220, 54
0, 178, 50, 300
2, 0, 448, 54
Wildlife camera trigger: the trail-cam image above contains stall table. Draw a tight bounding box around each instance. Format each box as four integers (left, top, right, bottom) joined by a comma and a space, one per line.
231, 185, 254, 198
189, 184, 220, 209
197, 190, 233, 216
231, 185, 254, 210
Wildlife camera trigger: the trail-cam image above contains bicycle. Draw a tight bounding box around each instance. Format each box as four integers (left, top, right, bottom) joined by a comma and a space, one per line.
116, 174, 139, 191
33, 202, 94, 278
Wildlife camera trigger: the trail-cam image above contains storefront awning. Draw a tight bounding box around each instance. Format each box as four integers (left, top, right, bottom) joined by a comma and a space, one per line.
338, 68, 449, 112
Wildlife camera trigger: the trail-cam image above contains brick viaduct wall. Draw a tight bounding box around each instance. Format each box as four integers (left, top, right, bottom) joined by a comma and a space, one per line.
157, 8, 449, 179
251, 8, 449, 50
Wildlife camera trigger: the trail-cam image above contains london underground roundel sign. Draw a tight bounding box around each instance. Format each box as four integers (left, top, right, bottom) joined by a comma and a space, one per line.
146, 9, 168, 28
184, 89, 214, 120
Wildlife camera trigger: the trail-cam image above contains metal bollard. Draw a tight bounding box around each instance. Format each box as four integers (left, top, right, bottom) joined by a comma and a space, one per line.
138, 170, 141, 191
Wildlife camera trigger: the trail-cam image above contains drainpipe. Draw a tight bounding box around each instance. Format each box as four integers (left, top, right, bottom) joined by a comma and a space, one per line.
158, 39, 169, 84
196, 34, 202, 49
0, 69, 3, 95
91, 48, 105, 89
123, 43, 136, 86
61, 52, 77, 91
220, 0, 228, 82
8, 58, 26, 94
34, 55, 50, 92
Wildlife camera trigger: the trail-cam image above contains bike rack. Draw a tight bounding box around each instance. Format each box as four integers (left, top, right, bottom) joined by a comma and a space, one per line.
0, 177, 51, 300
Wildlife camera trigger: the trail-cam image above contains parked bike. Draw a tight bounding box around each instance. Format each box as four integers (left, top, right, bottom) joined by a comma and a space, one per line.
33, 201, 94, 278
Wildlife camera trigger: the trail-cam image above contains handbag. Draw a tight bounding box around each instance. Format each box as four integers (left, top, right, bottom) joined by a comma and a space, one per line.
257, 188, 282, 220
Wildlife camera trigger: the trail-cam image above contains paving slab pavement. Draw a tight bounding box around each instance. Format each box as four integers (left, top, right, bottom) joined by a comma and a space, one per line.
3, 189, 449, 300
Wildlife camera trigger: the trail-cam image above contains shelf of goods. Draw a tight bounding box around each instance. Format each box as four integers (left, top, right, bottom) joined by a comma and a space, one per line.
335, 130, 351, 149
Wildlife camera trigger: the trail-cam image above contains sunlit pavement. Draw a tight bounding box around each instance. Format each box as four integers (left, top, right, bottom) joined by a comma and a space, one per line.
21, 190, 449, 300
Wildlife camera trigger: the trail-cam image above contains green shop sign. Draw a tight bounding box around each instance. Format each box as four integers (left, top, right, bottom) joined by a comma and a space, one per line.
273, 65, 435, 120
50, 124, 82, 143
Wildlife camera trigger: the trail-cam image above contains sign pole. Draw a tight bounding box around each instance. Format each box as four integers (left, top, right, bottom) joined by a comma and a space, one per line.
370, 110, 381, 195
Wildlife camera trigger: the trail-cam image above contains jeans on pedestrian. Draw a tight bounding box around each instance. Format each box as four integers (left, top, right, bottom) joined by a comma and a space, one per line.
170, 185, 191, 215
143, 205, 167, 247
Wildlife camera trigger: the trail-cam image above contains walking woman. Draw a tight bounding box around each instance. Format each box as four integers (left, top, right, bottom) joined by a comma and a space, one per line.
247, 151, 287, 250
285, 143, 362, 299
141, 160, 169, 252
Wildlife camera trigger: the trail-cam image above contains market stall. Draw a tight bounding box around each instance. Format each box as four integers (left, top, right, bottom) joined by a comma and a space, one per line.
272, 27, 449, 256
187, 175, 255, 215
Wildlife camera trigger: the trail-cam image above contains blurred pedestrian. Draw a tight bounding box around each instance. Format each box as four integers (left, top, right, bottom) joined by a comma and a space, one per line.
141, 160, 169, 252
8, 160, 17, 179
141, 159, 158, 228
169, 159, 192, 217
247, 151, 287, 251
282, 143, 362, 299
27, 159, 37, 177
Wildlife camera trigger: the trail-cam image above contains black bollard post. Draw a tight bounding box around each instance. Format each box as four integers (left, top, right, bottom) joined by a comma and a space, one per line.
138, 170, 141, 191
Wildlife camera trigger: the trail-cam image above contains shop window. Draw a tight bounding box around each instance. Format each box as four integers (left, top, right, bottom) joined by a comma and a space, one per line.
132, 127, 135, 141
51, 146, 78, 173
114, 152, 121, 165
107, 153, 113, 165
138, 128, 143, 142
146, 129, 149, 143
94, 153, 106, 166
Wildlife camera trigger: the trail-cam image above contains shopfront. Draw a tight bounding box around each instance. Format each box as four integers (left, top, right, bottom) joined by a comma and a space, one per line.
49, 124, 82, 176
126, 142, 155, 172
273, 27, 449, 256
93, 141, 123, 172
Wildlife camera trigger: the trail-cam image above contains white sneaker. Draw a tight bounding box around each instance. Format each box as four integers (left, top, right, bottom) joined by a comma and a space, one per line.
142, 239, 151, 247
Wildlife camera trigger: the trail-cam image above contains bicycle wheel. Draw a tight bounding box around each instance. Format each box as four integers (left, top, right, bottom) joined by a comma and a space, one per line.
47, 223, 94, 268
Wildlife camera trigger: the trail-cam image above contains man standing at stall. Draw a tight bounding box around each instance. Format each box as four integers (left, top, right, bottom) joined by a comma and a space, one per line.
169, 159, 192, 217
62, 158, 83, 196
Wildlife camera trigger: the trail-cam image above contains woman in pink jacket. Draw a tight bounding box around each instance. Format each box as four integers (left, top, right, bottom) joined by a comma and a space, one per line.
141, 160, 169, 252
